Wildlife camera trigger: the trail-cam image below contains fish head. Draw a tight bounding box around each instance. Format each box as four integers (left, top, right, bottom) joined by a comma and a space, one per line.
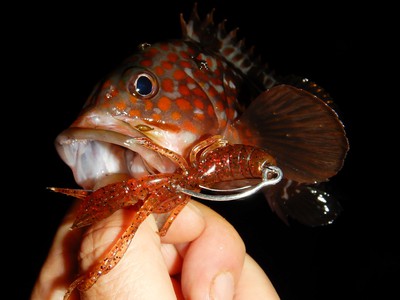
55, 40, 234, 189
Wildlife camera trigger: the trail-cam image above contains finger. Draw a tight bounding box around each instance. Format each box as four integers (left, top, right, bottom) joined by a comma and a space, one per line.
160, 201, 280, 299
160, 201, 206, 244
78, 207, 177, 300
159, 201, 206, 275
31, 201, 83, 300
178, 200, 247, 300
235, 254, 280, 300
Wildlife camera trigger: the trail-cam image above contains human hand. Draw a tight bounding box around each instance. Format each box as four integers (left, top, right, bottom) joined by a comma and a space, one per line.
31, 200, 280, 299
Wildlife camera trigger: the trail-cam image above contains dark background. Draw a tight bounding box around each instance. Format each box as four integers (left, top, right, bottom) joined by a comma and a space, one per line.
11, 1, 397, 299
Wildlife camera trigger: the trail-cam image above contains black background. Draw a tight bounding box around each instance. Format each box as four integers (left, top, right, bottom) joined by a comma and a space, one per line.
11, 1, 397, 299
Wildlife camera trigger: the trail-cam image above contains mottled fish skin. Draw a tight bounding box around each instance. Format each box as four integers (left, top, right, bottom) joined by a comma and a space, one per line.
69, 4, 279, 158
72, 39, 245, 156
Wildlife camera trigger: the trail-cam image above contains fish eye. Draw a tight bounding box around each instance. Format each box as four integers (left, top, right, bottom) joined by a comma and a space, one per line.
127, 71, 158, 99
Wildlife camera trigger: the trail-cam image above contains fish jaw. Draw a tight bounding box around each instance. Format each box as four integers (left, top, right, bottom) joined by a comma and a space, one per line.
54, 113, 187, 190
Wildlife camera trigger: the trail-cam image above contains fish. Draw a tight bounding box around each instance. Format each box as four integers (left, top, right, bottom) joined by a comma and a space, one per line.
54, 3, 349, 230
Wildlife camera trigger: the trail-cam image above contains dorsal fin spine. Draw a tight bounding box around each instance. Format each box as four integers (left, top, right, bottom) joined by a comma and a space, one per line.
181, 4, 277, 89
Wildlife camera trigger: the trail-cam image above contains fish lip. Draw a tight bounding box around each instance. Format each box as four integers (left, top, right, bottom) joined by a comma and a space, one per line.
55, 127, 178, 190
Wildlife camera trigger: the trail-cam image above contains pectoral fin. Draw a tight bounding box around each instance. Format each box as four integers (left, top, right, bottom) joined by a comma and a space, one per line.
235, 84, 349, 184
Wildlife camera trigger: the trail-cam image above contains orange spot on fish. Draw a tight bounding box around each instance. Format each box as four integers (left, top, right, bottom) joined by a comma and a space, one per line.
194, 113, 205, 121
129, 109, 141, 117
140, 59, 153, 67
207, 105, 215, 117
167, 53, 179, 62
222, 47, 235, 56
226, 96, 234, 105
144, 100, 153, 110
161, 78, 174, 92
232, 53, 242, 63
193, 69, 208, 81
182, 120, 198, 133
129, 95, 137, 104
186, 76, 195, 84
180, 50, 190, 59
152, 113, 162, 121
226, 107, 236, 119
115, 101, 126, 111
158, 96, 172, 111
215, 100, 225, 111
176, 98, 192, 110
110, 88, 119, 97
178, 85, 191, 96
180, 61, 192, 68
213, 61, 224, 78
154, 66, 164, 76
171, 111, 181, 121
211, 77, 222, 86
208, 86, 218, 98
173, 70, 187, 80
206, 57, 213, 69
194, 98, 204, 110
193, 87, 206, 97
161, 61, 173, 70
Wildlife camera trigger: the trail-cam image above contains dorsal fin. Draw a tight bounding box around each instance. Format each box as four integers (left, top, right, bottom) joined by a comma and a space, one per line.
180, 3, 277, 89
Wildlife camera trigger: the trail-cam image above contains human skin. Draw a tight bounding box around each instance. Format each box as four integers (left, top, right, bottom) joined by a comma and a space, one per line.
31, 200, 280, 300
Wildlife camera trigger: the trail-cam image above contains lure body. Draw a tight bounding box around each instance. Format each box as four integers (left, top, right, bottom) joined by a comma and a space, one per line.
54, 136, 280, 298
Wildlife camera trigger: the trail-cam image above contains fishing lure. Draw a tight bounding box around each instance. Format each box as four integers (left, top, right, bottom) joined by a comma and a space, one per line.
50, 3, 349, 298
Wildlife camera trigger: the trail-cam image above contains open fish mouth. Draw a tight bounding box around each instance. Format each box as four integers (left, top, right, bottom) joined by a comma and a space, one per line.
55, 127, 178, 190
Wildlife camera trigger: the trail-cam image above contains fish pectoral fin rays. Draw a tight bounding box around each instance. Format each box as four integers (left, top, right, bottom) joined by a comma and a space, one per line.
236, 84, 349, 184
263, 179, 343, 226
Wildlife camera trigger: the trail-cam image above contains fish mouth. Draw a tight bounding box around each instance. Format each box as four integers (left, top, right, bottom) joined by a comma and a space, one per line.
55, 127, 178, 190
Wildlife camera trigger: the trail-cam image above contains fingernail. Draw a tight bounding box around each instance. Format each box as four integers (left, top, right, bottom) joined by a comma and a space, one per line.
210, 272, 234, 300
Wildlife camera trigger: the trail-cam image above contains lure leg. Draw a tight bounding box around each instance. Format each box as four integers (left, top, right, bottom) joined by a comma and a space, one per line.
189, 135, 228, 166
134, 137, 189, 172
156, 195, 191, 236
64, 196, 160, 299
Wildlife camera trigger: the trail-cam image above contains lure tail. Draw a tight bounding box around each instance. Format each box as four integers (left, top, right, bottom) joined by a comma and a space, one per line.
47, 187, 92, 200
47, 183, 138, 229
